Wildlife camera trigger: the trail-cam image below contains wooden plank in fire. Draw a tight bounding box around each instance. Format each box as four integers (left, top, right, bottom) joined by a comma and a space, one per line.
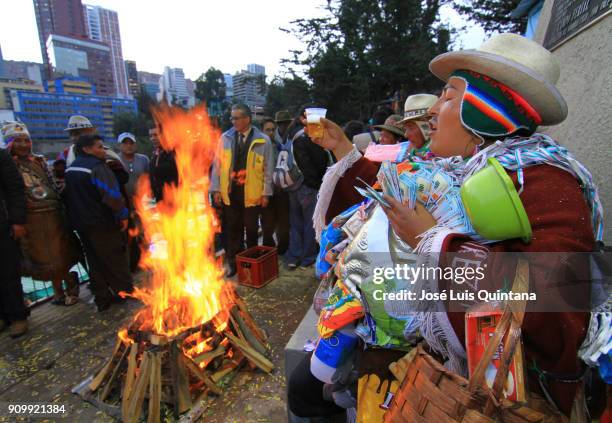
191, 344, 225, 367
179, 354, 222, 395
234, 296, 267, 342
121, 342, 139, 418
100, 345, 130, 401
225, 332, 274, 373
124, 351, 152, 423
210, 353, 245, 383
147, 351, 162, 423
89, 339, 123, 392
170, 341, 192, 415
230, 306, 268, 357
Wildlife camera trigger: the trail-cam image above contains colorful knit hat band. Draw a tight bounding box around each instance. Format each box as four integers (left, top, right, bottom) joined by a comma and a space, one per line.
451, 70, 541, 138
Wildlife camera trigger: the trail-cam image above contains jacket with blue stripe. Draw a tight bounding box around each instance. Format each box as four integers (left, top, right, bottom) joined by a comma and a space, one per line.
64, 153, 128, 229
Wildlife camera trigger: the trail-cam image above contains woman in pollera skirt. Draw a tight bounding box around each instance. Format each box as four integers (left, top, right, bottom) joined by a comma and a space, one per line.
289, 33, 606, 421
3, 122, 80, 306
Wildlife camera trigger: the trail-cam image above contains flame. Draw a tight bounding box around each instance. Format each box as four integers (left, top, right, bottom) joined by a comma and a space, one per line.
118, 328, 133, 345
124, 105, 233, 339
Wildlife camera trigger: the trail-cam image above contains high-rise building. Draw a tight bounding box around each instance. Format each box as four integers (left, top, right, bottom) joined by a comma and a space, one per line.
246, 64, 265, 75
158, 67, 191, 108
2, 60, 44, 85
138, 71, 161, 99
224, 73, 233, 102
0, 79, 44, 110
11, 89, 136, 156
185, 78, 197, 107
83, 5, 129, 97
33, 0, 88, 78
45, 76, 94, 95
46, 34, 115, 96
124, 60, 139, 97
232, 69, 266, 108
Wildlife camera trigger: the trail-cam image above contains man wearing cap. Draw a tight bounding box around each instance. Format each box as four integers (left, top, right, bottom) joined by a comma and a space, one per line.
0, 123, 29, 338
398, 93, 438, 158
211, 104, 274, 277
260, 111, 292, 255
118, 132, 150, 202
64, 134, 134, 312
119, 132, 149, 272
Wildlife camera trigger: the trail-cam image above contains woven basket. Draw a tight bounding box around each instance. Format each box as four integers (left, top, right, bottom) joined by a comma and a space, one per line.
384, 260, 568, 423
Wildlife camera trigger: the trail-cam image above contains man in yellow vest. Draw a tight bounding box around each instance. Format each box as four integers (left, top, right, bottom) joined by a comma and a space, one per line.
211, 104, 274, 277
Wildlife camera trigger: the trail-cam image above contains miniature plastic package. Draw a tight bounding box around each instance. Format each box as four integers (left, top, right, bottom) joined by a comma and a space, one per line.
465, 301, 527, 402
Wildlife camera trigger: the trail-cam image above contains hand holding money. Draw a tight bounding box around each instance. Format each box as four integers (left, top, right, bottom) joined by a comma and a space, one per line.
382, 196, 437, 248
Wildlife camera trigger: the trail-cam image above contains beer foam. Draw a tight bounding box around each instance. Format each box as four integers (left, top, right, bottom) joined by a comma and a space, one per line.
305, 108, 327, 123
307, 114, 322, 123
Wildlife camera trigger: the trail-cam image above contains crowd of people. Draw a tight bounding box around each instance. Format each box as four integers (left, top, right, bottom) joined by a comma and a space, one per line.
210, 100, 437, 277
0, 114, 179, 337
0, 91, 439, 337
283, 33, 607, 421
0, 31, 608, 421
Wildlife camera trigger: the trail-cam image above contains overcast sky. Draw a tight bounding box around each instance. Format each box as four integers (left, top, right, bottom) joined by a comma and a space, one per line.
0, 0, 485, 81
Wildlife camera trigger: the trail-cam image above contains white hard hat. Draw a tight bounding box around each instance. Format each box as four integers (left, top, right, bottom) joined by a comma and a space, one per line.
64, 115, 94, 131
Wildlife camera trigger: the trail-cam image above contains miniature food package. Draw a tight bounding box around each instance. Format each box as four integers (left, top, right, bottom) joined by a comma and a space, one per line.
465, 304, 527, 402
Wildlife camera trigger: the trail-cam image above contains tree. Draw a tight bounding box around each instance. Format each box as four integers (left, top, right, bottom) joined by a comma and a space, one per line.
264, 73, 311, 117
282, 0, 451, 123
195, 67, 227, 116
452, 0, 526, 34
136, 86, 155, 121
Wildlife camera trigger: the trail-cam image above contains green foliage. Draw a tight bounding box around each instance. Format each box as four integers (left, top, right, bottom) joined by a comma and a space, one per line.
264, 74, 311, 117
452, 0, 526, 34
195, 67, 228, 116
281, 0, 451, 123
136, 86, 155, 121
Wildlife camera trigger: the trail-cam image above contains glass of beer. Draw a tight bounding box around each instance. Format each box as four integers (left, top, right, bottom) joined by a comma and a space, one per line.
305, 107, 327, 139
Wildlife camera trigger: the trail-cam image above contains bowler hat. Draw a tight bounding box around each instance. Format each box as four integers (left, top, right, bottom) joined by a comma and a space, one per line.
274, 110, 292, 123
373, 115, 405, 138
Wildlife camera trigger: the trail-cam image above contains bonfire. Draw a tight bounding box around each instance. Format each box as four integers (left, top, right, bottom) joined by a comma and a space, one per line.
85, 106, 273, 423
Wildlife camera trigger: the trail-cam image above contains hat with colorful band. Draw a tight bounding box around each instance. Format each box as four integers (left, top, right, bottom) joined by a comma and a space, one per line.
453, 69, 542, 138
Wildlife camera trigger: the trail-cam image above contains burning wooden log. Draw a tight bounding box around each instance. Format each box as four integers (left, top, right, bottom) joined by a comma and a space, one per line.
191, 345, 225, 367
89, 294, 273, 422
89, 339, 123, 392
230, 306, 267, 356
179, 354, 222, 395
122, 343, 138, 418
170, 341, 192, 415
225, 332, 274, 374
124, 350, 151, 423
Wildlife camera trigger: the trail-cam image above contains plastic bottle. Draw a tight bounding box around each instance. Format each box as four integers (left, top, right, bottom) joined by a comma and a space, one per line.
310, 323, 358, 383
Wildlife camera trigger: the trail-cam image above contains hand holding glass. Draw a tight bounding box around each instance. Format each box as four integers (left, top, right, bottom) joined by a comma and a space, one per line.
305, 108, 327, 139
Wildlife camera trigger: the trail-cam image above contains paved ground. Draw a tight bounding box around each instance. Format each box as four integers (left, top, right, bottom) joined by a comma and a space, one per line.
0, 266, 318, 422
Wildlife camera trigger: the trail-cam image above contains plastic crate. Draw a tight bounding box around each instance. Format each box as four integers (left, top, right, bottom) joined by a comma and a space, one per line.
235, 246, 278, 288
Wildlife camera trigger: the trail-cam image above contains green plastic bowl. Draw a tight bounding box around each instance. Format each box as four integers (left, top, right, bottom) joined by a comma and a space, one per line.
460, 158, 532, 243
